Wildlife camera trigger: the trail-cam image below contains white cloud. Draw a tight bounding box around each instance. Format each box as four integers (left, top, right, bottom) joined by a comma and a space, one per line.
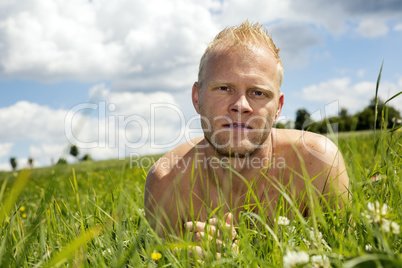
29, 143, 66, 167
0, 101, 67, 143
0, 85, 199, 170
0, 157, 28, 171
269, 21, 322, 68
283, 0, 402, 36
0, 142, 13, 159
217, 0, 289, 26
83, 85, 193, 158
0, 162, 12, 172
302, 77, 402, 113
357, 69, 365, 78
394, 23, 402, 31
302, 77, 371, 110
356, 19, 389, 38
0, 0, 218, 90
0, 0, 119, 79
1, 0, 401, 88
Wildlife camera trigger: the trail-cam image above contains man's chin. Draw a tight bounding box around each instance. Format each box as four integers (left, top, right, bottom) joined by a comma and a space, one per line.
213, 144, 261, 158
204, 135, 268, 158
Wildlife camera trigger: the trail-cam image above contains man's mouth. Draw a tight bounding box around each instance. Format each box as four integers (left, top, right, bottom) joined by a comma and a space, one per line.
222, 122, 252, 130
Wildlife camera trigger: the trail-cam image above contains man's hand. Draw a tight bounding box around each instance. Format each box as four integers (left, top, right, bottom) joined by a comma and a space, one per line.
184, 212, 238, 258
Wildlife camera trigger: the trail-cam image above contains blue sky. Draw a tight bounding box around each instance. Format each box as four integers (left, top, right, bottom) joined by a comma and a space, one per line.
1, 0, 401, 171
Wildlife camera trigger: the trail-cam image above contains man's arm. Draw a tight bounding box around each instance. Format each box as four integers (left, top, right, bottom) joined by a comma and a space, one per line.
144, 157, 182, 239
298, 131, 349, 207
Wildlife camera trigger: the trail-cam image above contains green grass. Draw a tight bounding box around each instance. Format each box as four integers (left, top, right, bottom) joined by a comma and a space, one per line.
1, 128, 401, 267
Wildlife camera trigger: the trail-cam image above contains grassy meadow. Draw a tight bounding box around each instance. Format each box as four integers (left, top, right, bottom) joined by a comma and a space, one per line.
1, 127, 401, 267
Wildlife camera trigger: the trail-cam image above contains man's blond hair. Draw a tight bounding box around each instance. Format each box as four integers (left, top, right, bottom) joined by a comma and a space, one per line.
198, 20, 284, 88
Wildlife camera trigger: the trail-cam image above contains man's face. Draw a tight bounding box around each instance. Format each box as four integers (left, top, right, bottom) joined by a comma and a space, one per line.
192, 44, 284, 157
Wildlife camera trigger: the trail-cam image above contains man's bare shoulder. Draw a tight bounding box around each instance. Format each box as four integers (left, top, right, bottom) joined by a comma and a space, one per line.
273, 128, 348, 198
144, 138, 204, 235
146, 137, 204, 184
273, 128, 341, 166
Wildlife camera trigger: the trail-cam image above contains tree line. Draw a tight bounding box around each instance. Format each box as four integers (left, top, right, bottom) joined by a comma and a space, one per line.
9, 145, 92, 171
276, 97, 401, 133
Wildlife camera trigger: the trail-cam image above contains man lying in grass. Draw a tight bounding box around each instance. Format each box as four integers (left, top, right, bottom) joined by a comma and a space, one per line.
145, 20, 349, 256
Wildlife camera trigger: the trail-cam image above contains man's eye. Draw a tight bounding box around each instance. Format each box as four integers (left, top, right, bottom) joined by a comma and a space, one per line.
219, 87, 229, 91
253, 90, 264, 96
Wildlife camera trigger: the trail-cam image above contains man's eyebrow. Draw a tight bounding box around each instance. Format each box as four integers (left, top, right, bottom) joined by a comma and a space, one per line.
208, 81, 275, 92
208, 80, 233, 87
253, 84, 274, 92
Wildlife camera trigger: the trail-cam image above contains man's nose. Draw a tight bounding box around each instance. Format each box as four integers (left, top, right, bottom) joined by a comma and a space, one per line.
229, 94, 253, 114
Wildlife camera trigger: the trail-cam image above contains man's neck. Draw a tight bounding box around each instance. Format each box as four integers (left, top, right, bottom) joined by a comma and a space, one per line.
197, 134, 274, 187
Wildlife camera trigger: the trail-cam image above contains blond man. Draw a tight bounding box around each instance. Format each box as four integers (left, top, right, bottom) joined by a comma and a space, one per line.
144, 21, 349, 251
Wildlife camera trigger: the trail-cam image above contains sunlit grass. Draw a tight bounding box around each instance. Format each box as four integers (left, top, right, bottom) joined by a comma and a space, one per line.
1, 83, 401, 267
1, 126, 400, 267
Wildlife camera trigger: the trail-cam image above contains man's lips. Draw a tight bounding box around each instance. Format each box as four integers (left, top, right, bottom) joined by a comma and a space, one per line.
222, 122, 252, 130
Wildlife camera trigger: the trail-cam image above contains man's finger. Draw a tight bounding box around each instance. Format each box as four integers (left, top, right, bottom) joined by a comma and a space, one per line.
208, 213, 237, 240
185, 221, 218, 236
189, 245, 204, 258
189, 246, 222, 260
194, 231, 205, 241
225, 213, 238, 240
185, 218, 236, 241
225, 212, 233, 225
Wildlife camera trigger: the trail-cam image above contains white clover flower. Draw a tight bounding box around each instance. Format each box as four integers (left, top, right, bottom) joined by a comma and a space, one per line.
288, 226, 297, 234
321, 238, 332, 252
365, 244, 372, 251
311, 255, 330, 268
391, 221, 400, 234
367, 201, 388, 215
381, 219, 391, 233
277, 216, 290, 226
303, 238, 311, 248
367, 202, 375, 212
283, 251, 309, 268
309, 228, 323, 240
380, 203, 388, 215
361, 212, 373, 223
138, 208, 145, 216
366, 202, 389, 223
304, 228, 328, 250
102, 248, 112, 256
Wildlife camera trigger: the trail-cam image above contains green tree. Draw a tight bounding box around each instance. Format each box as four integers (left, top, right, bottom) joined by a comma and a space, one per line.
10, 157, 17, 171
338, 108, 349, 132
28, 158, 34, 169
274, 120, 292, 129
57, 158, 67, 165
355, 97, 400, 130
356, 107, 375, 130
69, 145, 79, 158
81, 154, 93, 161
379, 104, 400, 129
295, 109, 311, 130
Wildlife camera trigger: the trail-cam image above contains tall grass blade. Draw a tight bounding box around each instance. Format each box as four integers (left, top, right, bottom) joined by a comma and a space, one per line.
44, 225, 103, 268
0, 169, 31, 224
343, 254, 399, 268
374, 61, 383, 134
384, 90, 402, 105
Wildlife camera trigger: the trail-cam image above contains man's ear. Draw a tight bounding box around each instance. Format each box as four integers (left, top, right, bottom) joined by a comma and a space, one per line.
192, 82, 201, 114
274, 92, 284, 122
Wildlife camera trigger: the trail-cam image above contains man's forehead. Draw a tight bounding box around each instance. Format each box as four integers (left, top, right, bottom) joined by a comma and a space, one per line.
203, 43, 281, 91
214, 39, 276, 56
